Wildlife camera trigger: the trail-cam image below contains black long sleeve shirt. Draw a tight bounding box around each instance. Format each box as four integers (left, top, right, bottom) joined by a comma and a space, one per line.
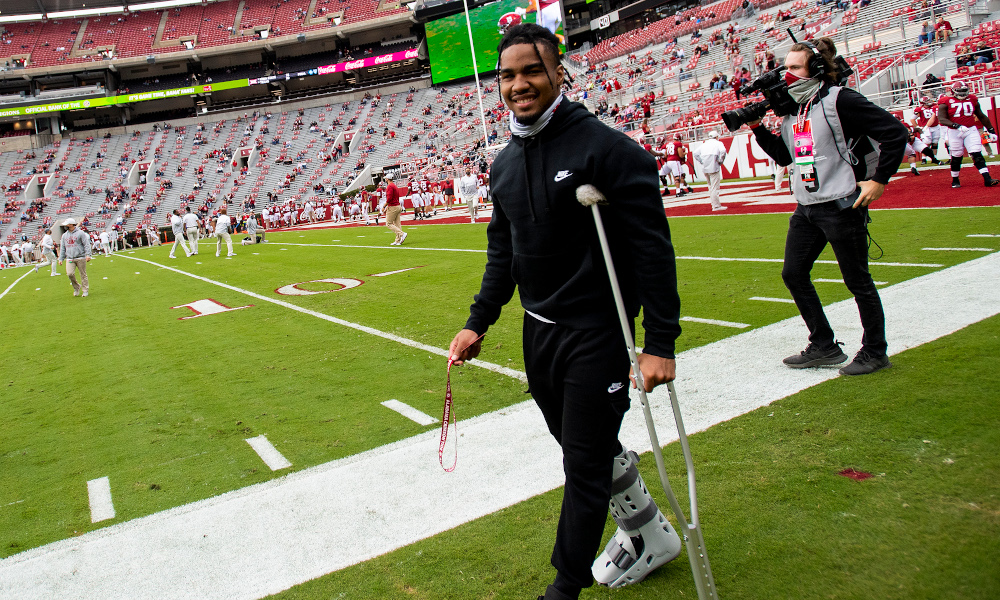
465, 99, 682, 358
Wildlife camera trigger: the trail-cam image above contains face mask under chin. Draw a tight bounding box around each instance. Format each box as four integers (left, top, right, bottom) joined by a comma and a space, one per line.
787, 77, 822, 104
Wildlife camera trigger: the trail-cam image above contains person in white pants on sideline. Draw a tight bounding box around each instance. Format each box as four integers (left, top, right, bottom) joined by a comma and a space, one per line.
183, 207, 201, 255
459, 168, 478, 223
37, 228, 59, 275
695, 130, 728, 211
168, 210, 192, 258
99, 230, 112, 256
214, 207, 236, 257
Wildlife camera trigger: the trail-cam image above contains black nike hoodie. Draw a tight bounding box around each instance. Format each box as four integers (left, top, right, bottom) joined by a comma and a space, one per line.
465, 98, 681, 358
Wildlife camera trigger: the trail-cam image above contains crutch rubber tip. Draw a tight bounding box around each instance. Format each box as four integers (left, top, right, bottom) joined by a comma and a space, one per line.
575, 184, 605, 207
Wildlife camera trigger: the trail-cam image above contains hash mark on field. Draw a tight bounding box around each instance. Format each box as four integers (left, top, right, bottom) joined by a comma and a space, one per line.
922, 247, 994, 252
369, 267, 423, 277
750, 296, 796, 304
3, 499, 24, 508
967, 234, 999, 237
245, 435, 292, 471
680, 316, 750, 328
87, 477, 115, 523
814, 278, 888, 285
380, 400, 438, 426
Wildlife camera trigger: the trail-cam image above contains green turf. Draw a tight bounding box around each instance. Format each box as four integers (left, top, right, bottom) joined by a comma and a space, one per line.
265, 314, 1000, 600
0, 207, 996, 563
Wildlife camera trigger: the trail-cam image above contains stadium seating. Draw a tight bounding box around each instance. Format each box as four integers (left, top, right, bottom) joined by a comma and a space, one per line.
0, 0, 411, 69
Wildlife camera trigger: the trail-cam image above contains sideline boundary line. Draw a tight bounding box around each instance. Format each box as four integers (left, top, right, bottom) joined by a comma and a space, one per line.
0, 269, 35, 301
2, 253, 997, 600
116, 255, 526, 382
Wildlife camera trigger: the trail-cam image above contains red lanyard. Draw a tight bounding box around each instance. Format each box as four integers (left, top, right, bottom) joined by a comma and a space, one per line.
440, 333, 485, 472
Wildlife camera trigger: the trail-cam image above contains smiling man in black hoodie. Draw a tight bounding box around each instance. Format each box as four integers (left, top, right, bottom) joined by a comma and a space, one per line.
448, 24, 684, 600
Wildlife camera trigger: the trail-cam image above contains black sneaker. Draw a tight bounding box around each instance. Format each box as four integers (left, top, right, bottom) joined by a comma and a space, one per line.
539, 585, 577, 600
783, 342, 848, 368
952, 178, 961, 188
911, 166, 920, 176
986, 178, 999, 187
839, 349, 892, 376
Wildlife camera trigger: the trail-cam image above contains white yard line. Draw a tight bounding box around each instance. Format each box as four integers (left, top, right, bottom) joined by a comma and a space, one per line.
245, 436, 292, 471
967, 234, 999, 237
2, 252, 998, 600
274, 243, 487, 253
0, 269, 35, 301
679, 316, 750, 328
750, 296, 797, 304
87, 477, 115, 524
370, 267, 422, 277
814, 278, 888, 286
381, 400, 439, 426
266, 245, 944, 268
677, 256, 942, 268
114, 255, 524, 382
922, 247, 994, 252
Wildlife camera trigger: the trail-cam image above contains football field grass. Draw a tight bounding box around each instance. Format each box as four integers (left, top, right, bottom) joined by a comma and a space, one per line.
1, 207, 998, 598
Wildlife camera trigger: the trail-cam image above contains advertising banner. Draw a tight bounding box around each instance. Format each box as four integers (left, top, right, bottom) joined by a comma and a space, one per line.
0, 79, 251, 118
313, 48, 420, 77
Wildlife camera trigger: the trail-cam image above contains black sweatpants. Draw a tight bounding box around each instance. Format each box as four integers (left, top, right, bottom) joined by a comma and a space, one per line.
523, 314, 632, 590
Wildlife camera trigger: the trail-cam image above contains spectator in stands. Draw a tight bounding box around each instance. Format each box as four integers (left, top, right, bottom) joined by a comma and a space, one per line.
973, 42, 995, 65
922, 72, 943, 94
934, 17, 953, 43
917, 21, 934, 46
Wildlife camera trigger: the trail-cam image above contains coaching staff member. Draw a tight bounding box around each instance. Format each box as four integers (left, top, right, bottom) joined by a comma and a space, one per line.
448, 23, 681, 600
747, 38, 906, 376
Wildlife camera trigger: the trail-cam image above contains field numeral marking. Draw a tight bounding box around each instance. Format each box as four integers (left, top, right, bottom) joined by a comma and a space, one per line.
274, 278, 363, 296
172, 298, 253, 320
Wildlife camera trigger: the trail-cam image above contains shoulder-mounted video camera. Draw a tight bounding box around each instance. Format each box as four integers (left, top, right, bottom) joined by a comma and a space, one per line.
722, 31, 854, 132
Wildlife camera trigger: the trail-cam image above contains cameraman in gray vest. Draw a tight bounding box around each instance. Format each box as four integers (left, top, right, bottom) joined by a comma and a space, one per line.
747, 38, 906, 376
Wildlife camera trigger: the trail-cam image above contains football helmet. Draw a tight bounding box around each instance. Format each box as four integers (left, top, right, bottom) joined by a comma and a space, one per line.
920, 95, 934, 107
951, 81, 970, 100
498, 8, 526, 34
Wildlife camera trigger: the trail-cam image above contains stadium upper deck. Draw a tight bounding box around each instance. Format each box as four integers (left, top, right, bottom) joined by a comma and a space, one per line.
0, 0, 410, 73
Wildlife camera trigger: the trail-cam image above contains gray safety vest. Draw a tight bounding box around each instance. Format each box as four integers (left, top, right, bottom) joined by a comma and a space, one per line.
781, 87, 866, 205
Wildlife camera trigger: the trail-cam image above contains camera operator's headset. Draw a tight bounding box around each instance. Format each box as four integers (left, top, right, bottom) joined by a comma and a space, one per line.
797, 40, 827, 79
